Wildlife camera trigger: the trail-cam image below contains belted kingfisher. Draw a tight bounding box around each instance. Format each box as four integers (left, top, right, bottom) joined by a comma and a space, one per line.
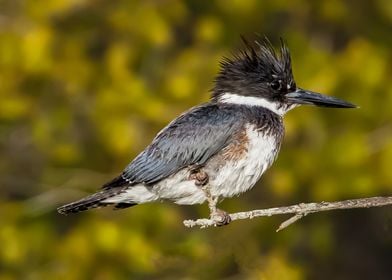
58, 37, 356, 225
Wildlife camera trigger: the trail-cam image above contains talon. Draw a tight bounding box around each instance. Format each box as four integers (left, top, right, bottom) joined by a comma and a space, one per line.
195, 171, 209, 186
211, 209, 231, 226
189, 169, 209, 186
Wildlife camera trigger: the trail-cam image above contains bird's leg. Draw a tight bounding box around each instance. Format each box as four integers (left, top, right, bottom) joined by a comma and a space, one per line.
189, 167, 231, 226
202, 185, 231, 226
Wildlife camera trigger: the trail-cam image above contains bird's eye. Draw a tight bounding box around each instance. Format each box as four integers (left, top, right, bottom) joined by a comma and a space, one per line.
270, 80, 282, 91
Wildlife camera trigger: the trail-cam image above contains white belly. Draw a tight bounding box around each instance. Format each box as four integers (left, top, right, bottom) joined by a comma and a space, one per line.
209, 126, 279, 198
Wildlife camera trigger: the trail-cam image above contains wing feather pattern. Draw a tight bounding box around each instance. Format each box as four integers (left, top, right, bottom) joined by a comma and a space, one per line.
120, 104, 241, 185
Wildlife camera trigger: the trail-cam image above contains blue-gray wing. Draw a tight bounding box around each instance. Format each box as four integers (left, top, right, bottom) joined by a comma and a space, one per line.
121, 104, 241, 185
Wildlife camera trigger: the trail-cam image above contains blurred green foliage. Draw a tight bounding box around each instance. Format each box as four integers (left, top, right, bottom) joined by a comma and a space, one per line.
1, 0, 392, 279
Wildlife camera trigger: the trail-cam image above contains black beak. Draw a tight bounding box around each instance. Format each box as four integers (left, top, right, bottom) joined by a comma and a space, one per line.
286, 88, 357, 108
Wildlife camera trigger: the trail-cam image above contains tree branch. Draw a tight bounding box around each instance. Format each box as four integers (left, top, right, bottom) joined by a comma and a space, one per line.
183, 196, 392, 230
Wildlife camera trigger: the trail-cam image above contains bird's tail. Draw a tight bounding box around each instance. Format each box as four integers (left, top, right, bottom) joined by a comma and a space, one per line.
57, 186, 130, 215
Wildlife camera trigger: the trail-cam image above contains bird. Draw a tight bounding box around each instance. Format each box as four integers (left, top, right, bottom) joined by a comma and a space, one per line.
57, 37, 356, 225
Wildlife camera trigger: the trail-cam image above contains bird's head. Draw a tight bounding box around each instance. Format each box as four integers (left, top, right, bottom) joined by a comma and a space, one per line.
212, 37, 356, 115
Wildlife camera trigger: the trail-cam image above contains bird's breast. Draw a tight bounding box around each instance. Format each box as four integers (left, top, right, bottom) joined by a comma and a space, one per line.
207, 124, 282, 198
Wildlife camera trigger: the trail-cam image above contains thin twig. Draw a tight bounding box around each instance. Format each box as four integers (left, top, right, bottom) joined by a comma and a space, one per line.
183, 196, 392, 230
276, 213, 305, 232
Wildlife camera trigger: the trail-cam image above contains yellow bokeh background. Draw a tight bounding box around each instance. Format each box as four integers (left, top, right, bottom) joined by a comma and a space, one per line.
1, 0, 391, 279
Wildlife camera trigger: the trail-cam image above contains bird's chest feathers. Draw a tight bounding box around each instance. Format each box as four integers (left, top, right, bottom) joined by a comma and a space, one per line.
210, 125, 281, 197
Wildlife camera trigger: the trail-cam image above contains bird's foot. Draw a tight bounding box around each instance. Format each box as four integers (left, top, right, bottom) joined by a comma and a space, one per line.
189, 168, 209, 186
211, 208, 232, 226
